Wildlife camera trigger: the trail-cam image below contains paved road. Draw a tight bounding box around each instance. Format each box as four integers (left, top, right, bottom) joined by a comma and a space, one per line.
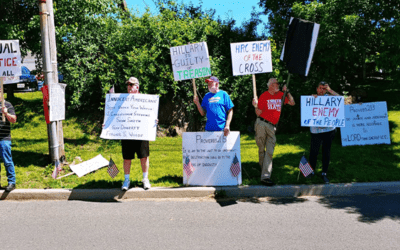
0, 194, 399, 250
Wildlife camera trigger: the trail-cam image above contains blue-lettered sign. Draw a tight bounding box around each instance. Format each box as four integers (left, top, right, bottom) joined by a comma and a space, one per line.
182, 131, 241, 186
341, 102, 391, 146
301, 95, 345, 127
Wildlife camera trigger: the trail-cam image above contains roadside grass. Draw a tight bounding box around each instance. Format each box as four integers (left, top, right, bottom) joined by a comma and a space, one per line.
2, 83, 400, 189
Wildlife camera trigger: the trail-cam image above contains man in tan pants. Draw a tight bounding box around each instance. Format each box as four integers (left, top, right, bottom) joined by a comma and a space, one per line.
252, 78, 295, 186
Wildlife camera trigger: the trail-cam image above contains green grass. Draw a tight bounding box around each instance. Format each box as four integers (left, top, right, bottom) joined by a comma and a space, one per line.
2, 83, 400, 189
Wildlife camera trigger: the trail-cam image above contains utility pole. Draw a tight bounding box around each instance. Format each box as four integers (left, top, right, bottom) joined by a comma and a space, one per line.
38, 0, 65, 175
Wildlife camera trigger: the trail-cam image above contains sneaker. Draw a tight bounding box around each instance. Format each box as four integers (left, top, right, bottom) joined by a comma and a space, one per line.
142, 178, 151, 190
321, 174, 330, 184
121, 179, 130, 191
5, 183, 16, 192
261, 178, 275, 186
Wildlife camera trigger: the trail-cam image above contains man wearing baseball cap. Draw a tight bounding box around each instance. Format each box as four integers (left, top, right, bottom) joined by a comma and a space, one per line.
253, 78, 295, 186
120, 76, 151, 191
193, 76, 234, 136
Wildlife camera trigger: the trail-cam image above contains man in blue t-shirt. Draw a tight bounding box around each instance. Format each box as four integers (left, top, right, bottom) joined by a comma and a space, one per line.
193, 76, 234, 136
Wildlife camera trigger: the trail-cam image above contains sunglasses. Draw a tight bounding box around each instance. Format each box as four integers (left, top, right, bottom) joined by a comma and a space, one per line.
127, 83, 138, 87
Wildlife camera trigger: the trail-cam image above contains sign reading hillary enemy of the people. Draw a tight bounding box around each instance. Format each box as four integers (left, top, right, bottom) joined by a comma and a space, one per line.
100, 93, 159, 141
230, 40, 273, 76
0, 40, 21, 83
170, 42, 211, 81
341, 102, 391, 146
301, 96, 345, 127
182, 132, 241, 186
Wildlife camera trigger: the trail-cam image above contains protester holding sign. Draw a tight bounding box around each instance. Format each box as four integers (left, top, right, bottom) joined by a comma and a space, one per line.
193, 76, 234, 136
0, 86, 17, 192
309, 81, 339, 184
120, 77, 152, 191
252, 78, 295, 186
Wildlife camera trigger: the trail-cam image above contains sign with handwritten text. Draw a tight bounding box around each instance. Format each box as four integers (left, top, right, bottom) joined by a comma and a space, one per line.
230, 40, 273, 76
301, 96, 345, 127
100, 93, 159, 141
341, 102, 391, 146
1, 40, 21, 84
170, 42, 211, 81
69, 154, 109, 177
182, 132, 241, 186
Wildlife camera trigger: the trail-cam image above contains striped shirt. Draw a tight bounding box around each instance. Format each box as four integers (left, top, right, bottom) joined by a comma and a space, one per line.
0, 101, 15, 141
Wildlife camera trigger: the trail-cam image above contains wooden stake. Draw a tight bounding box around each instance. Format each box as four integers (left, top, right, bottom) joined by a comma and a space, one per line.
0, 77, 5, 122
252, 74, 257, 101
192, 78, 197, 99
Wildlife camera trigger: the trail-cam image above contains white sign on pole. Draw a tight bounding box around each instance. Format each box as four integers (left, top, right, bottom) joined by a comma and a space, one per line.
341, 102, 391, 146
230, 40, 273, 76
49, 83, 66, 121
170, 42, 211, 81
0, 40, 21, 84
100, 93, 159, 141
69, 154, 109, 177
182, 131, 242, 186
301, 95, 345, 127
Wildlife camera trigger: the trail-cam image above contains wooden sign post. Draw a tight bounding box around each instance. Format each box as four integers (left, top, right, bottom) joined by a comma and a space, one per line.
0, 77, 5, 122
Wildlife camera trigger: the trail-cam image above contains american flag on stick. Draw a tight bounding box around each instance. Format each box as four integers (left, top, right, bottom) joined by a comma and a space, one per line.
51, 165, 59, 179
109, 85, 115, 93
107, 157, 119, 178
183, 156, 195, 178
230, 154, 241, 177
299, 156, 314, 177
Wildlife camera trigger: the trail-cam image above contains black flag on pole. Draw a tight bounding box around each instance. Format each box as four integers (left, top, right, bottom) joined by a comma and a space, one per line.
281, 17, 320, 77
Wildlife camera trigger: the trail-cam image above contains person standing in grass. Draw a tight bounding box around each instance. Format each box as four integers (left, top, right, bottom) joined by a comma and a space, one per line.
193, 76, 234, 136
120, 77, 151, 191
309, 81, 339, 184
0, 87, 17, 192
252, 78, 295, 186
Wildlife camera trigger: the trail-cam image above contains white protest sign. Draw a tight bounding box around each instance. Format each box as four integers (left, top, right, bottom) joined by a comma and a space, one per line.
301, 95, 345, 127
170, 42, 211, 81
100, 93, 159, 141
69, 154, 109, 177
341, 102, 391, 146
182, 131, 241, 186
0, 40, 21, 84
230, 40, 273, 76
49, 83, 66, 121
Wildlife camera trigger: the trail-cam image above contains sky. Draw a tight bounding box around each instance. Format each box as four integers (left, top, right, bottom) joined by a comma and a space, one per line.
125, 0, 269, 35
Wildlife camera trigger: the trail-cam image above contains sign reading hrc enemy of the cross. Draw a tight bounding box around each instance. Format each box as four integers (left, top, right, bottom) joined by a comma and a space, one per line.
100, 93, 159, 141
182, 131, 242, 186
341, 102, 391, 146
301, 96, 345, 127
0, 40, 21, 83
230, 40, 273, 76
170, 42, 211, 81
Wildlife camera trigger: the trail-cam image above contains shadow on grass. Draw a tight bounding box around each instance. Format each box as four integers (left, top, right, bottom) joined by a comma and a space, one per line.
317, 194, 400, 223
154, 175, 183, 185
12, 150, 49, 168
7, 95, 45, 129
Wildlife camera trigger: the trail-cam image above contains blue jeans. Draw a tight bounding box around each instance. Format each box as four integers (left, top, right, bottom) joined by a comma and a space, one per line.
0, 140, 16, 184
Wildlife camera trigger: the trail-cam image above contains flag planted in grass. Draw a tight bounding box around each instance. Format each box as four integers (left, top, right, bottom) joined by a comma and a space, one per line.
183, 156, 195, 178
230, 154, 241, 177
299, 155, 314, 177
107, 157, 119, 178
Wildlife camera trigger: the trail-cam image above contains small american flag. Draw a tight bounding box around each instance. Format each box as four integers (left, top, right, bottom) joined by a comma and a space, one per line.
299, 156, 314, 177
107, 157, 119, 178
230, 154, 241, 177
51, 165, 59, 179
109, 85, 115, 93
183, 156, 195, 178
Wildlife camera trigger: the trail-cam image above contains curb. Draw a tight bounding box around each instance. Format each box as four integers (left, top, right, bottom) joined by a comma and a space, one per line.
1, 181, 400, 201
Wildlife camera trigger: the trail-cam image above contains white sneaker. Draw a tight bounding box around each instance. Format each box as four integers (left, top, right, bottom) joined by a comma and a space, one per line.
121, 179, 130, 191
142, 178, 151, 190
